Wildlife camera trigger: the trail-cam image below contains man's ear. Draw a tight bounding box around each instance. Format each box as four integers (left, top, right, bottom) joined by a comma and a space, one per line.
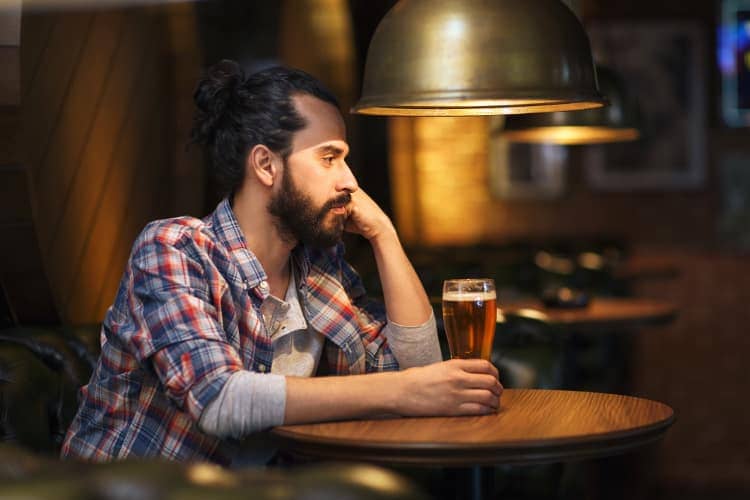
247, 145, 278, 187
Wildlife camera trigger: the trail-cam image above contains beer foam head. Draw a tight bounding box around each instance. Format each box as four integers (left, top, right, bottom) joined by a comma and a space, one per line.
443, 291, 496, 301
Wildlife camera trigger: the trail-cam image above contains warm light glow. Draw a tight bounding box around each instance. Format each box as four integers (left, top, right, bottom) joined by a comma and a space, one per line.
502, 125, 640, 144
578, 251, 606, 270
186, 463, 238, 488
422, 14, 471, 92
510, 308, 550, 322
281, 0, 355, 111
26, 8, 178, 324
306, 0, 354, 95
535, 251, 575, 274
341, 466, 408, 495
443, 16, 467, 39
355, 100, 604, 117
496, 308, 506, 323
388, 116, 491, 245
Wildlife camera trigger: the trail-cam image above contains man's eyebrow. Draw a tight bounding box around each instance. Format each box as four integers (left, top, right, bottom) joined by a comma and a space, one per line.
314, 144, 348, 156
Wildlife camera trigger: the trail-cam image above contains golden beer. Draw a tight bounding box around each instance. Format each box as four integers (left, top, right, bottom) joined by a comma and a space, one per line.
442, 281, 497, 360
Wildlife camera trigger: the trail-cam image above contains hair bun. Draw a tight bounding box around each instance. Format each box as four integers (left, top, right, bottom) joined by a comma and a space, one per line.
191, 59, 245, 145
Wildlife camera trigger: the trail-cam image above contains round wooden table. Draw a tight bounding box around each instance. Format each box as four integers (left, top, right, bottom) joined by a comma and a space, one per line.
272, 390, 673, 499
499, 297, 677, 331
271, 389, 674, 467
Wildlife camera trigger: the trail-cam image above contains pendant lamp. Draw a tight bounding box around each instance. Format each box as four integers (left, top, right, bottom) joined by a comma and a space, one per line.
502, 65, 641, 144
352, 0, 605, 116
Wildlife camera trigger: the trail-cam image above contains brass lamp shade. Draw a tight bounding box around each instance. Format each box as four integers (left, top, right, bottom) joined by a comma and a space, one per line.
502, 65, 641, 144
352, 0, 605, 116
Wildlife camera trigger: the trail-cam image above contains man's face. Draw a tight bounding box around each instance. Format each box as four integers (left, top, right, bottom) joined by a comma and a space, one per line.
267, 160, 351, 248
267, 94, 357, 248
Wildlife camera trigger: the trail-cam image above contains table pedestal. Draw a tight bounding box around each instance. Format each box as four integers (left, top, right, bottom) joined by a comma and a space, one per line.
444, 466, 494, 500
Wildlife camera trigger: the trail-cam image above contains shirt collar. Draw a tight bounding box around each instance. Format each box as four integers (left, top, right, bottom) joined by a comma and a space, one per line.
208, 198, 313, 292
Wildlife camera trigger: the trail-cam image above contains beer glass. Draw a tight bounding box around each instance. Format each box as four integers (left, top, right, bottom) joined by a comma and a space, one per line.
442, 278, 497, 360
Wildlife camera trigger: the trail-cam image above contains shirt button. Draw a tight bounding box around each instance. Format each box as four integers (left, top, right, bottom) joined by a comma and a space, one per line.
258, 364, 267, 373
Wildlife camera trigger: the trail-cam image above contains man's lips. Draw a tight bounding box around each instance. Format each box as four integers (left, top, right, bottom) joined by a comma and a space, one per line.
327, 194, 351, 215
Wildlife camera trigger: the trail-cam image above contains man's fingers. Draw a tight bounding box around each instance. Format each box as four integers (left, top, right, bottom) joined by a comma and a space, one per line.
460, 389, 500, 410
450, 358, 499, 378
462, 373, 503, 395
456, 402, 498, 416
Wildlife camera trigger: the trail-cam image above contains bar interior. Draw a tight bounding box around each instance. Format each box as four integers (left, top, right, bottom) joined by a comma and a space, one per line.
0, 1, 748, 499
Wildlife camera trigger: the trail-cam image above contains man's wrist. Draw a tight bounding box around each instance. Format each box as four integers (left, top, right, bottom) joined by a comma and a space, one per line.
367, 218, 398, 245
382, 370, 406, 414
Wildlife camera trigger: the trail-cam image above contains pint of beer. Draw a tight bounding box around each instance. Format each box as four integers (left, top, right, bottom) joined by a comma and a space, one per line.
442, 279, 497, 360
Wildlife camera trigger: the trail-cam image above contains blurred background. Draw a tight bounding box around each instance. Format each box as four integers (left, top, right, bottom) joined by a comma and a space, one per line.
0, 0, 749, 499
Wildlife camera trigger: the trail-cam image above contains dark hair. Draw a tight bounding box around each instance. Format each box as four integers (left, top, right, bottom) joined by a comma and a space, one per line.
190, 60, 339, 197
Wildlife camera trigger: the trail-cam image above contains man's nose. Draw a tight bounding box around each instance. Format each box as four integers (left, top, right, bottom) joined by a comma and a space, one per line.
338, 162, 358, 193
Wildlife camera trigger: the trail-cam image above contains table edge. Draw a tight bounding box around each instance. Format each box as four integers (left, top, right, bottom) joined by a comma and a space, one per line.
270, 413, 675, 467
501, 302, 677, 329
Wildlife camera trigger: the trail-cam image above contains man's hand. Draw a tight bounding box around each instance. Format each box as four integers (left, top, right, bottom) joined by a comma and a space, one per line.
393, 359, 503, 416
344, 189, 396, 241
284, 360, 502, 425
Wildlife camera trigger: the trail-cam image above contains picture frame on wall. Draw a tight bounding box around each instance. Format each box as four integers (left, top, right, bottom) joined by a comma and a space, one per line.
718, 0, 750, 127
584, 22, 707, 191
488, 122, 568, 200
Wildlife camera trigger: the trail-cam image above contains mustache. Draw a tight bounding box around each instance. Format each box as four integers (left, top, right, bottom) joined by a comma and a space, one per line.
322, 193, 352, 212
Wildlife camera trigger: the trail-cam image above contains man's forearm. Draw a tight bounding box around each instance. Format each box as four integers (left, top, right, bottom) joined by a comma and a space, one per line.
369, 227, 432, 326
200, 359, 501, 434
284, 359, 502, 425
284, 371, 399, 424
200, 372, 406, 436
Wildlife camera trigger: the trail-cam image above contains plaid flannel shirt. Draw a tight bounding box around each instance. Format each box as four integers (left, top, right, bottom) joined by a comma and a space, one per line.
61, 198, 398, 464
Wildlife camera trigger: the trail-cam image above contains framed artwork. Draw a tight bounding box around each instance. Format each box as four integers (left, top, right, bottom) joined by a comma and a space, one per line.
718, 0, 750, 127
584, 22, 707, 191
489, 124, 568, 200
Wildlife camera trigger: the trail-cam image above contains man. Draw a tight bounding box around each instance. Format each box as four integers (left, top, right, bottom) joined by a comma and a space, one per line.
61, 61, 501, 465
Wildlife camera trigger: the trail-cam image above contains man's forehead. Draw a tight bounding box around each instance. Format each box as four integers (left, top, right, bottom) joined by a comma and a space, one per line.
291, 94, 348, 153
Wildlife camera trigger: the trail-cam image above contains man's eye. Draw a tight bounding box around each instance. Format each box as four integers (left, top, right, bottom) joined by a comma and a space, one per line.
323, 156, 335, 164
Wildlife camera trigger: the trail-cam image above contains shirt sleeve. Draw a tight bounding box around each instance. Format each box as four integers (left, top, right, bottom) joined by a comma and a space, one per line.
198, 371, 287, 439
122, 228, 243, 423
382, 310, 443, 368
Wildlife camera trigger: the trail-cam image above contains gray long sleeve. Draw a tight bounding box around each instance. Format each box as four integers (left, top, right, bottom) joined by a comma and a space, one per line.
198, 371, 286, 439
383, 310, 443, 368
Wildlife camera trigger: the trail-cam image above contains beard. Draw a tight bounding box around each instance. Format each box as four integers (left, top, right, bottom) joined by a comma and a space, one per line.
267, 164, 351, 249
